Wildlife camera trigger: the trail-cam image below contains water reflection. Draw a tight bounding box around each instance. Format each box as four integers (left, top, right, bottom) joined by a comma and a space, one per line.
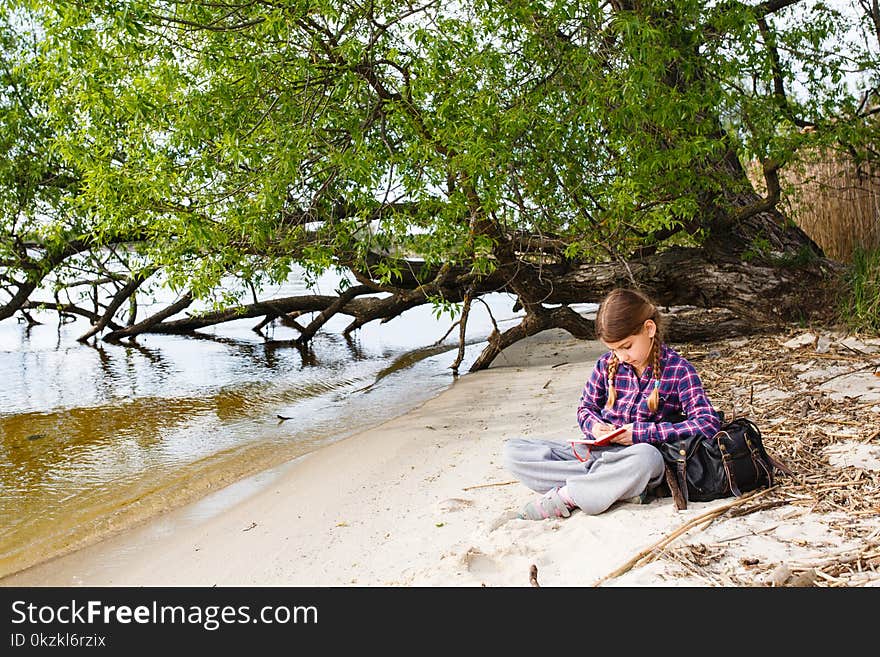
0, 269, 533, 578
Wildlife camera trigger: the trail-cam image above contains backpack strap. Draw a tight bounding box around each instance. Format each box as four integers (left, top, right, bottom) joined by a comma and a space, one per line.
742, 418, 794, 482
748, 418, 795, 478
664, 463, 687, 511
767, 453, 794, 477
717, 431, 744, 497
743, 433, 774, 487
675, 445, 689, 508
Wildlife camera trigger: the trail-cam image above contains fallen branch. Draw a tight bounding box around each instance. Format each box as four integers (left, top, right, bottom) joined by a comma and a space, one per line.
296, 284, 374, 346
592, 488, 775, 587
103, 291, 194, 342
78, 269, 155, 342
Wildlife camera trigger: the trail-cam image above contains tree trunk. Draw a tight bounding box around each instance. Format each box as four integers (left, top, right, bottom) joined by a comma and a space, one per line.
461, 151, 840, 370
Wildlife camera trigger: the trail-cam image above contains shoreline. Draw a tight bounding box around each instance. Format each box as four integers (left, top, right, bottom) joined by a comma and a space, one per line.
1, 329, 604, 585
3, 327, 879, 587
0, 337, 488, 580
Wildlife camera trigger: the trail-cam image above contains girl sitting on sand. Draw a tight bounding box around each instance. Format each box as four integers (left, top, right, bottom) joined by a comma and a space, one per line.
503, 288, 721, 520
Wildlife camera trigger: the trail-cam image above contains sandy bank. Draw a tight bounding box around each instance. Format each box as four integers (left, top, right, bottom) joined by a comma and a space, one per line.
3, 327, 879, 587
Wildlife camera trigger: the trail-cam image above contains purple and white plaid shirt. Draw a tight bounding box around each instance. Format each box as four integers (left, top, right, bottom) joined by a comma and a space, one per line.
576, 343, 721, 445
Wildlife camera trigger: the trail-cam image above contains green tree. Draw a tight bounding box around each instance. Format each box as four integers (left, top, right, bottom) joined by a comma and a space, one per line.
1, 0, 877, 368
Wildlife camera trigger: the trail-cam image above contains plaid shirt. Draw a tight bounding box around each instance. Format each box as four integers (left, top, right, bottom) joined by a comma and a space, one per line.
576, 343, 721, 445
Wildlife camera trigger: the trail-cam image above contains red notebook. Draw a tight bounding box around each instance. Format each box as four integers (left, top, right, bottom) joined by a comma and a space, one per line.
570, 425, 627, 447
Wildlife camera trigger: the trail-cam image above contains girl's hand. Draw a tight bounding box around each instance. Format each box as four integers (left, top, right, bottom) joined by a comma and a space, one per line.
591, 423, 616, 440
592, 423, 634, 445
609, 423, 634, 446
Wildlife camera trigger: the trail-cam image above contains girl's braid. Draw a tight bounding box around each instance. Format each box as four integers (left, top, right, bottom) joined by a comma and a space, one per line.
647, 338, 662, 412
604, 355, 620, 410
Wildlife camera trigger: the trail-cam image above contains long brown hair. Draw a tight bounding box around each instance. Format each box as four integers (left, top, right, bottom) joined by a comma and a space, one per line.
595, 288, 664, 412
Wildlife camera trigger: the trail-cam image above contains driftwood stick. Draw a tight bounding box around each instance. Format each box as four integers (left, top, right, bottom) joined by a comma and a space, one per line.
529, 564, 540, 587
462, 480, 518, 491
728, 499, 789, 517
593, 489, 774, 587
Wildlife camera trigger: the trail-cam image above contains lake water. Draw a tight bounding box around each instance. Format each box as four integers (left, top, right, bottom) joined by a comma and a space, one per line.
0, 268, 544, 578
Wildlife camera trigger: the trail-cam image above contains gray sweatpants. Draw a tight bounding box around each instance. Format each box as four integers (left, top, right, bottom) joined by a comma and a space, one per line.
502, 438, 665, 515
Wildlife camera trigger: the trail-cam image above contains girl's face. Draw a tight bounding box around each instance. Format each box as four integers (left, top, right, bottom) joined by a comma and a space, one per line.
601, 319, 656, 371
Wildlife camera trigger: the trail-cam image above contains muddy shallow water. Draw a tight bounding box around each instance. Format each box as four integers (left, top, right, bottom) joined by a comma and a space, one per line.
0, 270, 538, 577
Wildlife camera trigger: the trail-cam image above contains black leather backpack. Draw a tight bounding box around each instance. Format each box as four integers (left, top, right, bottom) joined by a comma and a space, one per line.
655, 417, 792, 510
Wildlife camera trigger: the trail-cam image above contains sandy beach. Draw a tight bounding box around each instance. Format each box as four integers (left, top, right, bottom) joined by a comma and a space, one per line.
3, 326, 879, 587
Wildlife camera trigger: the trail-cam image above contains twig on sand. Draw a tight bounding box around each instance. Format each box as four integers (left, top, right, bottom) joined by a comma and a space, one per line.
592, 488, 775, 587
529, 564, 540, 587
817, 362, 878, 385
728, 499, 789, 517
462, 480, 518, 491
863, 428, 880, 443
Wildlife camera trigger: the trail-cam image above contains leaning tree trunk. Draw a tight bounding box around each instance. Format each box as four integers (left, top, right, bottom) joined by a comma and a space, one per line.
464, 148, 841, 371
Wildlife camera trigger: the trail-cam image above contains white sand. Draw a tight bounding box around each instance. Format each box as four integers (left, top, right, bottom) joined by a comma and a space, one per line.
2, 329, 877, 587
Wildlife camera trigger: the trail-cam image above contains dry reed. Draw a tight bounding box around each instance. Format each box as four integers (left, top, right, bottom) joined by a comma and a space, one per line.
748, 149, 880, 262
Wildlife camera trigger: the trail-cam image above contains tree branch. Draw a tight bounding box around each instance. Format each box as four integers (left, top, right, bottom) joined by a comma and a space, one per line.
756, 16, 814, 129
78, 269, 156, 342
295, 284, 374, 345
733, 159, 781, 223
103, 291, 195, 342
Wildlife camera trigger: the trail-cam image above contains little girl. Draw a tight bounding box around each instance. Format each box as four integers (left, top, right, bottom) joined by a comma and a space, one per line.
502, 288, 721, 520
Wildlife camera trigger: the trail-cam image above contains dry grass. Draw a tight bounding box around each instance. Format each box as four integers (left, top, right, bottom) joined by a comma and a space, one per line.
664, 332, 880, 586
749, 150, 880, 263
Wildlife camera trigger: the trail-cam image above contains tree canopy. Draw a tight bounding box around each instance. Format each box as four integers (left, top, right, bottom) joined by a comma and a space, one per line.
2, 0, 878, 368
